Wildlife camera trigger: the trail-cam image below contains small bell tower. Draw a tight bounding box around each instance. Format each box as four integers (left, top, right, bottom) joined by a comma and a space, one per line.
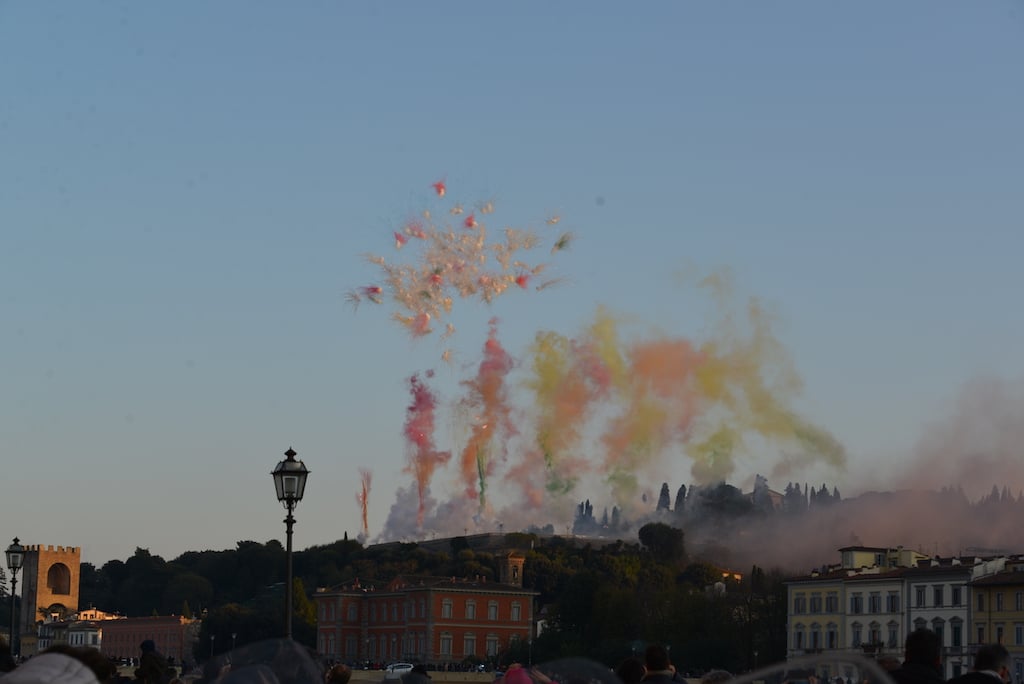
499, 552, 525, 588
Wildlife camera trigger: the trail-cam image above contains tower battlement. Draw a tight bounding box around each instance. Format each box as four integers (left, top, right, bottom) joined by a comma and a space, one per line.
26, 545, 80, 554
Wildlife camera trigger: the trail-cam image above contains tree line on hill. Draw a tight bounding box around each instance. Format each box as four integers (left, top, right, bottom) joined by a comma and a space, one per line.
571, 477, 846, 538
69, 526, 786, 673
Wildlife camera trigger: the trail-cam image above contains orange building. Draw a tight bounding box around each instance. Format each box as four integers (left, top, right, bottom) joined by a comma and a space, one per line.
98, 615, 200, 666
315, 553, 535, 667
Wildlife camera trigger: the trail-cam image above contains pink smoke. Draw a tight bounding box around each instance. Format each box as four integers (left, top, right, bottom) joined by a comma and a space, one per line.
403, 371, 451, 527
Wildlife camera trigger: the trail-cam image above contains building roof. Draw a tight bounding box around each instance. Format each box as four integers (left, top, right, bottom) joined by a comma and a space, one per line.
901, 561, 974, 578
970, 570, 1024, 587
844, 568, 908, 582
317, 574, 537, 597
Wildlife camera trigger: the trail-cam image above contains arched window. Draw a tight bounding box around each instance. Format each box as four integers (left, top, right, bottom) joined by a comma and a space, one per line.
810, 623, 822, 650
887, 621, 900, 648
47, 563, 72, 595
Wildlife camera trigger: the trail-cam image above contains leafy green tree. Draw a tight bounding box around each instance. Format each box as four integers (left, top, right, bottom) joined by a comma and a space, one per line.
291, 577, 317, 647
162, 572, 213, 616
637, 522, 686, 564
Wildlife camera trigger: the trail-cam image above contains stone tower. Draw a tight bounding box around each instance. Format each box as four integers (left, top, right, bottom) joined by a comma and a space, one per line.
498, 551, 525, 588
19, 544, 81, 636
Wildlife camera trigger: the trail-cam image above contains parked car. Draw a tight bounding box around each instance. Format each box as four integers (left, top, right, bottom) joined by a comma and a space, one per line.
384, 663, 415, 680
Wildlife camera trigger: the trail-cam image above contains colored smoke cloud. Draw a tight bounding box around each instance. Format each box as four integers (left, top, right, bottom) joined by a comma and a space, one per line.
378, 272, 847, 542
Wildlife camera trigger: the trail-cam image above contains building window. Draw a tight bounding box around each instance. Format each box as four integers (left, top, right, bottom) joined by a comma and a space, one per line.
810, 624, 822, 650
348, 604, 358, 622
915, 587, 926, 608
371, 604, 377, 622
511, 602, 522, 621
1017, 593, 1024, 612
933, 586, 944, 608
826, 592, 838, 613
888, 623, 899, 648
420, 600, 426, 618
466, 601, 476, 620
392, 604, 399, 622
810, 593, 822, 613
850, 594, 863, 615
488, 601, 498, 620
978, 594, 985, 612
440, 632, 452, 656
794, 595, 807, 614
827, 623, 837, 649
869, 623, 880, 645
952, 586, 962, 607
346, 636, 356, 658
794, 625, 806, 650
996, 625, 1004, 644
996, 593, 1004, 612
952, 620, 963, 648
442, 599, 453, 619
486, 635, 499, 656
391, 634, 398, 659
869, 593, 881, 613
932, 619, 944, 646
886, 592, 900, 613
464, 634, 476, 656
977, 625, 985, 644
1015, 624, 1023, 646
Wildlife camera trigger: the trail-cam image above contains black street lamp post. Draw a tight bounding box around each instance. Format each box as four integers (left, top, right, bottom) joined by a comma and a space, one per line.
5, 538, 24, 658
271, 447, 309, 640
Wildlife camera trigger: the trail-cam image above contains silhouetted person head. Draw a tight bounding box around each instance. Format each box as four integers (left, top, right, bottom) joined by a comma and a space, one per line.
644, 645, 671, 672
974, 644, 1011, 680
616, 657, 646, 684
326, 664, 352, 684
701, 671, 733, 684
42, 645, 118, 683
903, 628, 941, 670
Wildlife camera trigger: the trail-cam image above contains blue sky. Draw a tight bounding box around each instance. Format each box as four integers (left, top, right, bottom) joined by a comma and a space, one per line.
2, 1, 1022, 565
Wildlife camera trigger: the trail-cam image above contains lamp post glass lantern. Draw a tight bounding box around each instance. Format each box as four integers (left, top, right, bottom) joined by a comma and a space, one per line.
271, 447, 309, 640
5, 538, 24, 658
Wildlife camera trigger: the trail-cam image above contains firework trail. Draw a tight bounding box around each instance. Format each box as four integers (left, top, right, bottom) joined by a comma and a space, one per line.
458, 319, 515, 512
403, 371, 451, 528
357, 469, 372, 537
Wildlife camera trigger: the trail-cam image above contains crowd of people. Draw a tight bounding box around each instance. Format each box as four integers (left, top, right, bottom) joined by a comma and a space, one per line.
0, 629, 1014, 684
